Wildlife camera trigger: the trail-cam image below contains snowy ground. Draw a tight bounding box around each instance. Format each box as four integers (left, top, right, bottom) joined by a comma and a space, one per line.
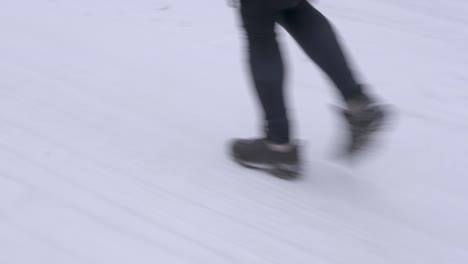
1, 0, 468, 263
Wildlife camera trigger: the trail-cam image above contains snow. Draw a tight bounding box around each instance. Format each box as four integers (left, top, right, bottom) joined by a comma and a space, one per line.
1, 0, 468, 263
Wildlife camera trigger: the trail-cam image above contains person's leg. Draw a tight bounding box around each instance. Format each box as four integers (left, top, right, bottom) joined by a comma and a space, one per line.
276, 1, 389, 156
278, 1, 365, 101
240, 0, 290, 144
229, 0, 301, 179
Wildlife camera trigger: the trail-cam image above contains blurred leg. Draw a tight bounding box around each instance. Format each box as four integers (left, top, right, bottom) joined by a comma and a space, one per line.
278, 1, 365, 101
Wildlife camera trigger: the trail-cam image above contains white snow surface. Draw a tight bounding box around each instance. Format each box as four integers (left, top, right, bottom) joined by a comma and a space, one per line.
1, 0, 468, 263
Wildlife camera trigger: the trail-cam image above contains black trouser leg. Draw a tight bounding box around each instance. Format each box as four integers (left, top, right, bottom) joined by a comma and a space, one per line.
278, 1, 364, 100
240, 0, 290, 144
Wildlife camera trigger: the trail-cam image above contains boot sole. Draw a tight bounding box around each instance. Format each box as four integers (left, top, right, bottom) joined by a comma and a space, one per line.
232, 154, 301, 180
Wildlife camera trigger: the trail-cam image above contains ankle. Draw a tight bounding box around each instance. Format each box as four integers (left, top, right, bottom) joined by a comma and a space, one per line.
346, 95, 372, 112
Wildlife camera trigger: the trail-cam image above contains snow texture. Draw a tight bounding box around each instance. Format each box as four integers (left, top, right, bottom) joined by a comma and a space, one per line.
1, 0, 467, 263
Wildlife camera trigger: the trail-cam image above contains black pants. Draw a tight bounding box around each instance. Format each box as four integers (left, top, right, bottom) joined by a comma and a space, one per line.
240, 0, 364, 144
